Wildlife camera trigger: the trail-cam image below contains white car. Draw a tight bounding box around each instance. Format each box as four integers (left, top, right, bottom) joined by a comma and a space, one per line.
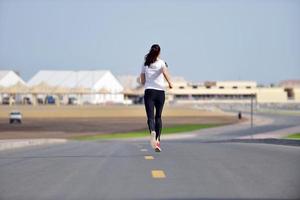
9, 111, 22, 124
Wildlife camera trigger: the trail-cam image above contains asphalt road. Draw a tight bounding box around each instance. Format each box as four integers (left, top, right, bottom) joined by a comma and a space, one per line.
0, 113, 300, 200
191, 112, 300, 140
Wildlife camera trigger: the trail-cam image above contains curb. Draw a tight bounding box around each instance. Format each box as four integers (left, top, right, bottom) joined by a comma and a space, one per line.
0, 139, 68, 151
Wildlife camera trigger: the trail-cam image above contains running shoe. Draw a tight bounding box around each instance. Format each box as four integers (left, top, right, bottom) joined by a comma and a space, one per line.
155, 141, 161, 152
150, 131, 156, 149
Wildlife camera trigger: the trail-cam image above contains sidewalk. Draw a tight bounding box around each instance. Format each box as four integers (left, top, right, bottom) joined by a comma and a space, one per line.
0, 139, 67, 151
238, 125, 300, 139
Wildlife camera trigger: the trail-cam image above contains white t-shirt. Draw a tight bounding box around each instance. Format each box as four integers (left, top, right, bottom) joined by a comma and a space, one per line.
141, 59, 167, 91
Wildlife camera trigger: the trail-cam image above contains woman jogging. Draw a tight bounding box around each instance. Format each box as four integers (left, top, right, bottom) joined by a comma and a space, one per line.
140, 44, 173, 152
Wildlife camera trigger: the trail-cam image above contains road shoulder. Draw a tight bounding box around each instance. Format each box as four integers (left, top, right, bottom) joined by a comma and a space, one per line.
0, 139, 67, 151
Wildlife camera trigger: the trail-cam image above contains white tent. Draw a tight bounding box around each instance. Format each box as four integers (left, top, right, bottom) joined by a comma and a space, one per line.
0, 70, 27, 104
28, 70, 124, 104
0, 70, 26, 87
117, 75, 140, 90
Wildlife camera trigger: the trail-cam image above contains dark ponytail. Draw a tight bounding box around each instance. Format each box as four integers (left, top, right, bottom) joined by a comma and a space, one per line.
144, 44, 160, 66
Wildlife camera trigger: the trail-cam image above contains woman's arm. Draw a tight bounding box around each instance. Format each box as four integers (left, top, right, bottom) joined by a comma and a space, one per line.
162, 67, 173, 89
139, 73, 146, 85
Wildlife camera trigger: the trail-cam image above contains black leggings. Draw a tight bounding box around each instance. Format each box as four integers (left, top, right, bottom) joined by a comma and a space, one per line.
144, 89, 165, 141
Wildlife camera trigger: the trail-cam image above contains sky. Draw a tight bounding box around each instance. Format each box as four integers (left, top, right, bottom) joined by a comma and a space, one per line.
0, 0, 299, 84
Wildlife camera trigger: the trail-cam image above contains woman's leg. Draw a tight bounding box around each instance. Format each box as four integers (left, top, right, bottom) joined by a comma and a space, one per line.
144, 89, 155, 133
154, 91, 165, 141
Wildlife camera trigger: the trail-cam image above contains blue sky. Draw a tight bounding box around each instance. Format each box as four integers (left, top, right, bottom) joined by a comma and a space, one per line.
0, 0, 299, 84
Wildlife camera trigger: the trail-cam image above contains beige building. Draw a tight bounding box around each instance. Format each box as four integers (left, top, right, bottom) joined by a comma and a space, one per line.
124, 79, 300, 104
279, 80, 300, 102
167, 80, 300, 104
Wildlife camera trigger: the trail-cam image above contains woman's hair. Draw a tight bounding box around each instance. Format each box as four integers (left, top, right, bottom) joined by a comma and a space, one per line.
144, 44, 160, 66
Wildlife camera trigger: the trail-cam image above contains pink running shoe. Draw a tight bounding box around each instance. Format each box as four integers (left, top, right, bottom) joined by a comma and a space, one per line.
155, 141, 161, 152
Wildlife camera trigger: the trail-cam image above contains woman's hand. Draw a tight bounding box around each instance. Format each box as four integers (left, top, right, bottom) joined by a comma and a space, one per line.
162, 67, 173, 89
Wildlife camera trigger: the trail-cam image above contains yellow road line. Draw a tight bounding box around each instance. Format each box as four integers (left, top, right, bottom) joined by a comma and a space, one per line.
144, 156, 154, 160
151, 170, 166, 179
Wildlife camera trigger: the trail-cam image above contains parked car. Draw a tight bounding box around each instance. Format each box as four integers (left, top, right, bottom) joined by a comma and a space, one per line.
37, 98, 44, 104
133, 96, 144, 104
68, 97, 78, 105
9, 111, 22, 124
45, 96, 55, 104
23, 97, 32, 105
2, 97, 10, 105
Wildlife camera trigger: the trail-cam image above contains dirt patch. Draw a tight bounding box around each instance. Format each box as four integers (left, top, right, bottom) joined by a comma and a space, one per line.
0, 105, 228, 118
0, 116, 238, 139
0, 105, 240, 139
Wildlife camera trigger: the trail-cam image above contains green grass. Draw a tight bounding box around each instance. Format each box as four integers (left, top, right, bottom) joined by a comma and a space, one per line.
72, 124, 219, 141
284, 133, 300, 140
